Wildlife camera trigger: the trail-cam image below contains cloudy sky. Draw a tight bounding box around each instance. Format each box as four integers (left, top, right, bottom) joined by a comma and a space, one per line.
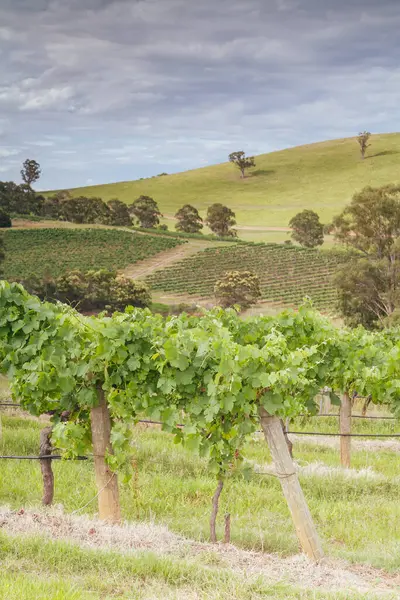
0, 0, 399, 189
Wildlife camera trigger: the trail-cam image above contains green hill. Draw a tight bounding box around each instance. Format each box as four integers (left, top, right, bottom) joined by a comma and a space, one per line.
3, 229, 184, 280
64, 133, 400, 230
146, 243, 344, 310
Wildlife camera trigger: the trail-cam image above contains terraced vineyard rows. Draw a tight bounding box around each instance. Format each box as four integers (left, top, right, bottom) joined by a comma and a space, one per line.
3, 228, 185, 280
146, 243, 346, 309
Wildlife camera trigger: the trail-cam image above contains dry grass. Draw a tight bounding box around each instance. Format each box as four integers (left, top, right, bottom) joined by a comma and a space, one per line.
1, 507, 399, 597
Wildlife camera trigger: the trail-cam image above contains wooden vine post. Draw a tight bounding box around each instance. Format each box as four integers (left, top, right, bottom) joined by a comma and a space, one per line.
259, 407, 324, 562
319, 387, 331, 415
39, 426, 54, 506
340, 392, 351, 468
90, 387, 121, 523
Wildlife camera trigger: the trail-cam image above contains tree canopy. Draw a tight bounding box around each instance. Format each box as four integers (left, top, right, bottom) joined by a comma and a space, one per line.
215, 270, 261, 309
206, 203, 237, 237
357, 131, 371, 159
129, 195, 162, 228
175, 204, 203, 233
289, 210, 324, 248
228, 151, 256, 178
21, 159, 41, 187
332, 184, 400, 328
332, 185, 400, 258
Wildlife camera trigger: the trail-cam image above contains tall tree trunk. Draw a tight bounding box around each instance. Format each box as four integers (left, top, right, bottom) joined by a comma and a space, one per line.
90, 387, 121, 523
259, 406, 324, 562
40, 426, 54, 506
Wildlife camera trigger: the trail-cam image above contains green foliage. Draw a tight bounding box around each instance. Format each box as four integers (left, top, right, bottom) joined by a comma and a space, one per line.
0, 211, 12, 228
131, 225, 246, 243
0, 181, 43, 216
332, 185, 400, 327
214, 270, 261, 309
175, 204, 203, 233
333, 255, 400, 328
146, 243, 344, 310
58, 133, 400, 231
59, 196, 111, 224
206, 204, 237, 237
228, 151, 256, 178
3, 228, 184, 280
357, 131, 371, 159
20, 159, 41, 187
1, 281, 399, 486
332, 184, 400, 258
21, 269, 151, 313
289, 210, 324, 248
0, 236, 4, 278
107, 199, 132, 226
129, 195, 162, 228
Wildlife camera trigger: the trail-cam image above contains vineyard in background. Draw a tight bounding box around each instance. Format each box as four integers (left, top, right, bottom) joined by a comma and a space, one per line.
3, 228, 185, 279
146, 243, 346, 309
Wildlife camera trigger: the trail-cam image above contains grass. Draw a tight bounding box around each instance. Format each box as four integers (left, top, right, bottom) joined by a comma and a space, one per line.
2, 228, 184, 280
146, 243, 345, 309
1, 534, 387, 600
61, 133, 400, 228
0, 410, 399, 573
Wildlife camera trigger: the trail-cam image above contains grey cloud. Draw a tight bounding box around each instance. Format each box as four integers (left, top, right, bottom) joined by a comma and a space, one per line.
0, 0, 399, 188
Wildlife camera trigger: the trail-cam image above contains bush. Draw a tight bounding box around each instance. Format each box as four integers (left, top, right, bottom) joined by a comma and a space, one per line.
214, 270, 261, 309
0, 211, 12, 228
21, 269, 151, 313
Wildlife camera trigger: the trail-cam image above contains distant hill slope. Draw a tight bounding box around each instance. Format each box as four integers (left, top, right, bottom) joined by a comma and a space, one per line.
63, 133, 400, 228
146, 243, 345, 311
3, 229, 184, 280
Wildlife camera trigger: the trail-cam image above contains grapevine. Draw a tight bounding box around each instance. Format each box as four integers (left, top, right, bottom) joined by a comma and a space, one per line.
1, 280, 399, 557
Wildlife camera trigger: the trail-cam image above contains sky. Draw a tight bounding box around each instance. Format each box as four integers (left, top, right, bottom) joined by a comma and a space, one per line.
0, 0, 399, 190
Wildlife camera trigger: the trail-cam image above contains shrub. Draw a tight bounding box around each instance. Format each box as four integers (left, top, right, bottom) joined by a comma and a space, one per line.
214, 270, 261, 309
21, 269, 151, 313
0, 211, 12, 228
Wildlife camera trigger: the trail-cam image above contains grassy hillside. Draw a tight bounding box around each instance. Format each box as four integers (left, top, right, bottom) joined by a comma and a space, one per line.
64, 133, 400, 229
3, 228, 184, 280
146, 243, 344, 310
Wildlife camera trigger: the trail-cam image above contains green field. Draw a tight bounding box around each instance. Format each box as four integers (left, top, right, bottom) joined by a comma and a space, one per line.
62, 133, 400, 229
3, 228, 184, 280
146, 243, 344, 309
0, 404, 399, 599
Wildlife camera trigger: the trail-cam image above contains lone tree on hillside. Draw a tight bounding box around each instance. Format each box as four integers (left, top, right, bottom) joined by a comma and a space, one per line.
108, 199, 132, 226
21, 159, 41, 188
129, 195, 162, 228
175, 204, 203, 233
357, 131, 371, 159
206, 203, 237, 237
228, 151, 256, 178
289, 210, 324, 248
332, 184, 400, 328
215, 270, 261, 309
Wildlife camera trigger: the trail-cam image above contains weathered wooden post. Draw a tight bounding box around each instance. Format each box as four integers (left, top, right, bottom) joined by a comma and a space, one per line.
259, 406, 324, 562
340, 392, 351, 468
40, 426, 54, 505
319, 387, 331, 415
90, 387, 121, 523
